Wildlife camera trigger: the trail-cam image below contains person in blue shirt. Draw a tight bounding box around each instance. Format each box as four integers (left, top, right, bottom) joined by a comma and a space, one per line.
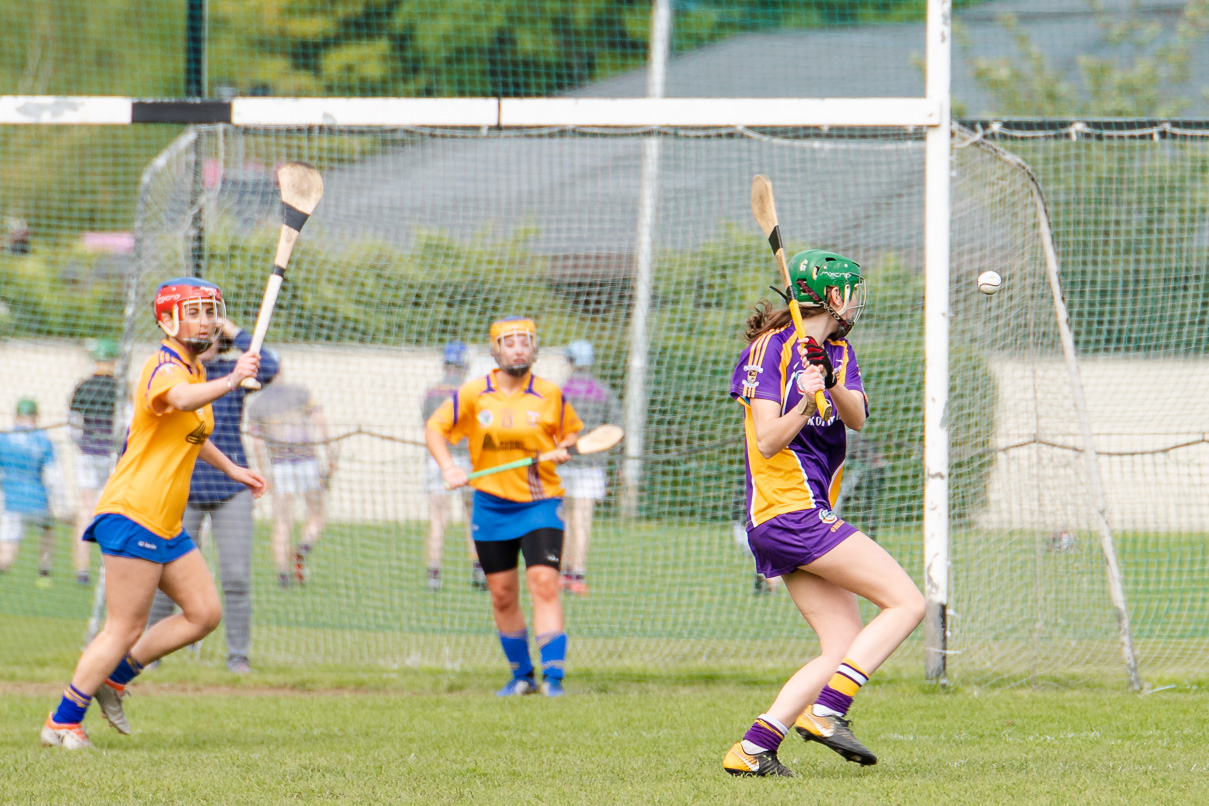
145, 319, 278, 673
0, 398, 64, 586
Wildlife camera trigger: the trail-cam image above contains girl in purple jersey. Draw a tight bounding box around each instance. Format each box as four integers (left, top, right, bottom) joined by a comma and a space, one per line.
722, 250, 924, 778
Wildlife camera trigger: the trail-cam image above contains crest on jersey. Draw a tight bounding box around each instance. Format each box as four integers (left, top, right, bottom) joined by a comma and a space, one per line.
185, 422, 210, 445
818, 508, 838, 524
743, 363, 762, 395
477, 410, 493, 427
527, 410, 541, 425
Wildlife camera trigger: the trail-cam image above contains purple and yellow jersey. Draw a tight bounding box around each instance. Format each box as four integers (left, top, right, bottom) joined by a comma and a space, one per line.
95, 341, 213, 538
729, 326, 868, 530
428, 369, 584, 503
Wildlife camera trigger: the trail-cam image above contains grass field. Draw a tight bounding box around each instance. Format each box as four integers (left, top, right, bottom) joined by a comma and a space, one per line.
2, 517, 1207, 679
2, 520, 1209, 802
3, 672, 1209, 804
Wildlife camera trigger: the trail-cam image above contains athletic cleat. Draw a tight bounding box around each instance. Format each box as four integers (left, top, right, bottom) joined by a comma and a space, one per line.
278, 572, 291, 589
496, 675, 537, 697
427, 567, 442, 591
294, 551, 309, 585
565, 578, 589, 597
539, 679, 565, 697
36, 571, 53, 590
794, 711, 877, 766
722, 742, 796, 777
76, 571, 91, 586
94, 680, 131, 735
40, 714, 93, 750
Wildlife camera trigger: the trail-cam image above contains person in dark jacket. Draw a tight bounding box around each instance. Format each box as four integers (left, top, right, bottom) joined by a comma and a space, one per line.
145, 319, 278, 674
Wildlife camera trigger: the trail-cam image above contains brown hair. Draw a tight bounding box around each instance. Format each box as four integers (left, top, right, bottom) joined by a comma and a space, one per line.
744, 301, 795, 342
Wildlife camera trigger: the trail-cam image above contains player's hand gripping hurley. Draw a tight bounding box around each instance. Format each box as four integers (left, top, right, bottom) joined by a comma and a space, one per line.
447, 425, 624, 488
751, 175, 832, 420
241, 162, 325, 390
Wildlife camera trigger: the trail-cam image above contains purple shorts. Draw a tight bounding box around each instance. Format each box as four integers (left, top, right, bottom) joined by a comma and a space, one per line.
747, 507, 860, 579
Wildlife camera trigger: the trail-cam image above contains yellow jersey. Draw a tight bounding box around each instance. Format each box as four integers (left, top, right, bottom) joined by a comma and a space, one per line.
429, 369, 584, 502
95, 341, 213, 538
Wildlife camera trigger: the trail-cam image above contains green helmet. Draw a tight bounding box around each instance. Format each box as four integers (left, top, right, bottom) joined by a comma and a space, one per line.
786, 249, 866, 337
91, 337, 119, 362
16, 398, 38, 417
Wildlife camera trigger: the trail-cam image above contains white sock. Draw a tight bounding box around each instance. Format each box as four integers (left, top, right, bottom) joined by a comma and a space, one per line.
759, 713, 789, 734
813, 703, 843, 718
740, 713, 789, 755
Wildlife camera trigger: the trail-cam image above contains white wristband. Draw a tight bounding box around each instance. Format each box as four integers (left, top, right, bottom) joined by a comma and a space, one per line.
227, 375, 235, 392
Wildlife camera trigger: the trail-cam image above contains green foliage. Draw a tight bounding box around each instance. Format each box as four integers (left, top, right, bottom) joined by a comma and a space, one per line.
0, 127, 178, 253
0, 246, 126, 339
1010, 140, 1209, 355
204, 0, 991, 98
964, 0, 1209, 117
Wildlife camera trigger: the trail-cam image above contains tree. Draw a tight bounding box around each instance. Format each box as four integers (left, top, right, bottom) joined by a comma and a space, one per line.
964, 0, 1209, 117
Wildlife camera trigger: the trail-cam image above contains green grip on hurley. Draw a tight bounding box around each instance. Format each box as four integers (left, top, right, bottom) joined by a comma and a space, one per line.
465, 455, 537, 481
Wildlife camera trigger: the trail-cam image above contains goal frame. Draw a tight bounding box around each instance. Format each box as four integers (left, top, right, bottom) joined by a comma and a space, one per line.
5, 0, 1143, 688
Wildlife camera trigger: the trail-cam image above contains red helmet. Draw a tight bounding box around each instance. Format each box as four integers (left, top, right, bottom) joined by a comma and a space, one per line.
153, 277, 225, 343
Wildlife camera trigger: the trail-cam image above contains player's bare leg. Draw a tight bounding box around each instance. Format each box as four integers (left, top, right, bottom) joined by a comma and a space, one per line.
270, 491, 295, 587
528, 563, 567, 696
723, 570, 860, 775
791, 532, 924, 766
486, 568, 525, 633
0, 541, 17, 572
295, 488, 326, 584
74, 487, 101, 583
485, 568, 536, 695
804, 532, 924, 679
426, 492, 450, 590
62, 556, 160, 700
771, 571, 863, 724
89, 549, 223, 737
463, 494, 485, 590
528, 564, 564, 638
563, 498, 593, 595
129, 550, 223, 663
45, 555, 160, 748
36, 524, 55, 588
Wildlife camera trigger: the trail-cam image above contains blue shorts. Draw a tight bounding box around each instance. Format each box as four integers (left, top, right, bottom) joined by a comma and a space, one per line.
83, 513, 197, 564
471, 491, 564, 542
747, 507, 860, 579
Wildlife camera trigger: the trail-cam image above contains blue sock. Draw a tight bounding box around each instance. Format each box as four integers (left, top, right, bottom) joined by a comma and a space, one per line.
537, 631, 567, 681
51, 685, 91, 724
498, 629, 533, 680
108, 652, 144, 685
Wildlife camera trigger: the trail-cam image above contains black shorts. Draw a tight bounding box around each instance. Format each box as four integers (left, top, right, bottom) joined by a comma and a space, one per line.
474, 528, 564, 575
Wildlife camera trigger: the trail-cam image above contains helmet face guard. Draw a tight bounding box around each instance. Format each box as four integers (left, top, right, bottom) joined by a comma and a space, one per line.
154, 278, 226, 354
787, 250, 865, 338
489, 317, 538, 377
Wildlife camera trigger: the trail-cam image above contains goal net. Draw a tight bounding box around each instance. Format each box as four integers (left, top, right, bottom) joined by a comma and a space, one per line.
2, 119, 1206, 686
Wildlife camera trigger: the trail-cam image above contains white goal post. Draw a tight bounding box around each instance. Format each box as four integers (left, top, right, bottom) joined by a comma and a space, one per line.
0, 96, 939, 128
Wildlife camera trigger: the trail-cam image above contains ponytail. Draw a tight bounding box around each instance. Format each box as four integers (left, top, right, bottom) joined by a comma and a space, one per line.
744, 301, 795, 342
